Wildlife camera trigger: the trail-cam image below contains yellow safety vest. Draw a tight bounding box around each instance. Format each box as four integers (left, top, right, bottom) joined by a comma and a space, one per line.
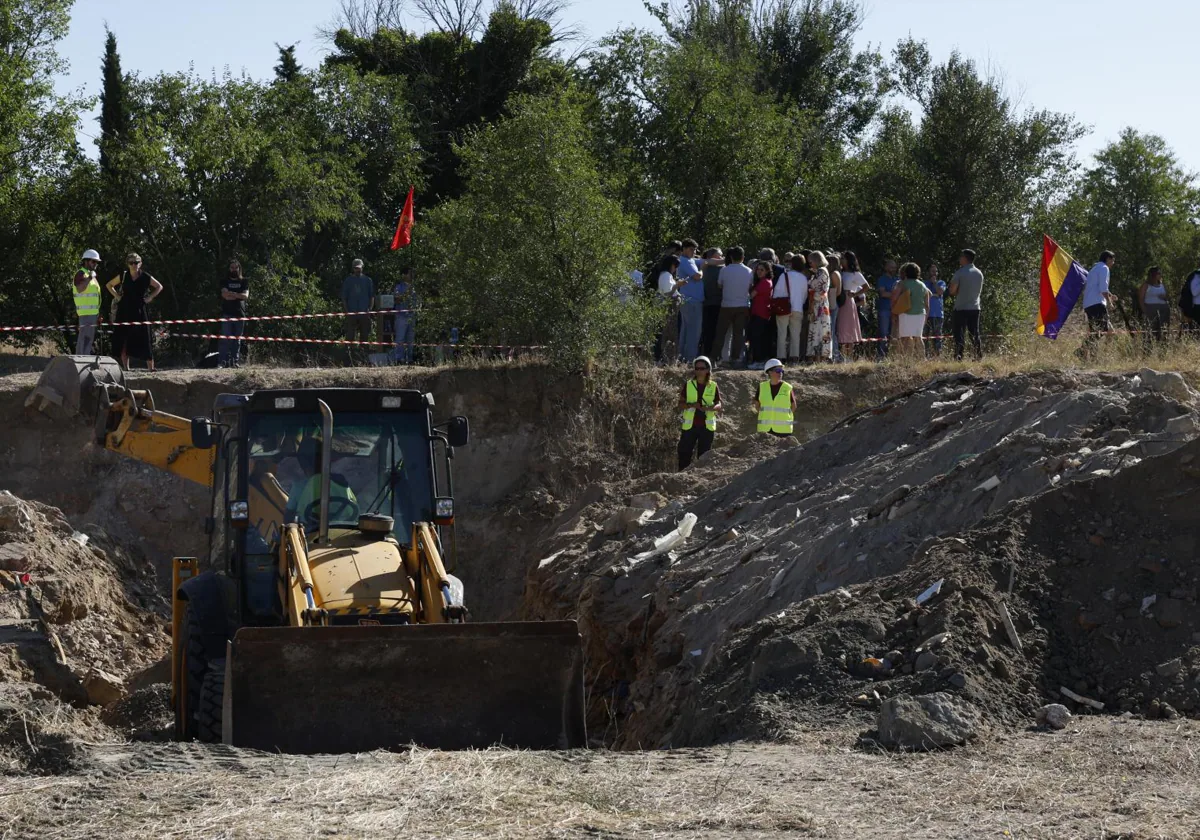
757, 381, 794, 434
73, 272, 101, 318
682, 379, 718, 432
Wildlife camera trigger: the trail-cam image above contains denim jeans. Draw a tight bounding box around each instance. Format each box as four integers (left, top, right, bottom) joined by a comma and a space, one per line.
876, 308, 892, 358
678, 299, 703, 361
394, 313, 415, 363
219, 319, 245, 366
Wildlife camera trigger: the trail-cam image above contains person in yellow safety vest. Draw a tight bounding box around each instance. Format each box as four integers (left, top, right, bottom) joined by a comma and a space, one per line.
677, 355, 723, 470
285, 438, 359, 531
73, 250, 102, 355
752, 358, 797, 436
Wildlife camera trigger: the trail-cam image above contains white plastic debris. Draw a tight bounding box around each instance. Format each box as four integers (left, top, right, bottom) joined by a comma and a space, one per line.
916, 579, 944, 605
70, 532, 89, 547
1130, 375, 1142, 388
689, 649, 703, 657
631, 513, 698, 564
537, 549, 565, 570
855, 553, 868, 564
974, 475, 1001, 493
768, 559, 797, 598
1141, 594, 1157, 615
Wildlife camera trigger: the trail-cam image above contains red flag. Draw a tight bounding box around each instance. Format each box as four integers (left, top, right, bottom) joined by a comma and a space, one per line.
390, 186, 414, 250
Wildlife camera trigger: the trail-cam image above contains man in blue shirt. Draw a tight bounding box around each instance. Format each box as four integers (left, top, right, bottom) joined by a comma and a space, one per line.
923, 262, 948, 356
1080, 250, 1115, 357
677, 239, 706, 362
874, 259, 899, 358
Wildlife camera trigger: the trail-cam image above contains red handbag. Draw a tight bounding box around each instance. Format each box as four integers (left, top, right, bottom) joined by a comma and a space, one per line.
770, 273, 792, 317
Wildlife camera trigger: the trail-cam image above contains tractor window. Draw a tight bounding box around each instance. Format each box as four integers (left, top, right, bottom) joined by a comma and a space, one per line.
245, 410, 434, 549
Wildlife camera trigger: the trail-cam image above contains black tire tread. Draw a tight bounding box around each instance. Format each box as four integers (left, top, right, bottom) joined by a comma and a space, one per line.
196, 658, 225, 744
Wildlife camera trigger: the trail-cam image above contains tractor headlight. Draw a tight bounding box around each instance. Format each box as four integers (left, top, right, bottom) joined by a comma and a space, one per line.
229, 501, 249, 522
434, 497, 454, 520
274, 397, 295, 409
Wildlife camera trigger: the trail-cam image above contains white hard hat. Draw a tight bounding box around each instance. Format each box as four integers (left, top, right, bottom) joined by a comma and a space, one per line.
764, 358, 784, 372
81, 249, 100, 262
693, 355, 713, 370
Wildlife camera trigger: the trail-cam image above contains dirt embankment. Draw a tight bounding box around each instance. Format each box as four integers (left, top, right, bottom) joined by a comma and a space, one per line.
0, 363, 909, 622
524, 369, 1200, 747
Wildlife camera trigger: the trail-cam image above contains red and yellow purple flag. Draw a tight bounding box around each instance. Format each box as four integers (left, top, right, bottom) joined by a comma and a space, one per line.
1038, 235, 1088, 340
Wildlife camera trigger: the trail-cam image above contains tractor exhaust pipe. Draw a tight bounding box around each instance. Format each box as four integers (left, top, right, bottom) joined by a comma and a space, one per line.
317, 399, 333, 545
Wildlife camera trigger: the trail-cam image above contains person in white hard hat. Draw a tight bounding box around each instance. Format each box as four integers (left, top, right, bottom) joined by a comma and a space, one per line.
677, 355, 722, 470
751, 358, 796, 437
73, 250, 102, 355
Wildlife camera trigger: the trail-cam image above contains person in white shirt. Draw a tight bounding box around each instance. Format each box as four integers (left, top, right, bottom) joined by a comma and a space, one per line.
1080, 250, 1115, 357
773, 254, 809, 361
653, 255, 685, 362
836, 251, 868, 359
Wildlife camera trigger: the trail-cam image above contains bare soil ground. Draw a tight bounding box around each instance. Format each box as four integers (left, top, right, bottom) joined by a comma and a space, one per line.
0, 718, 1195, 839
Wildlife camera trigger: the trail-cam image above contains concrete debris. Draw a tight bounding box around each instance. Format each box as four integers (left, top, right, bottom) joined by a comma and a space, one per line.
82, 668, 125, 707
877, 693, 980, 750
1060, 687, 1104, 711
1036, 703, 1072, 730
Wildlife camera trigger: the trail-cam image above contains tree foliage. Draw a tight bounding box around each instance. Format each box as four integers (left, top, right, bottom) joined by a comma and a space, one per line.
1, 0, 1199, 357
422, 93, 653, 364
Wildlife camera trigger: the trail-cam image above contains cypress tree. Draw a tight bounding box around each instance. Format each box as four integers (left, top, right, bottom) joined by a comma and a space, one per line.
99, 29, 129, 177
274, 43, 302, 83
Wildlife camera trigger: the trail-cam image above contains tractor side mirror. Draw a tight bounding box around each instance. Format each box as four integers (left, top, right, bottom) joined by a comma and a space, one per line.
447, 416, 470, 448
191, 417, 217, 449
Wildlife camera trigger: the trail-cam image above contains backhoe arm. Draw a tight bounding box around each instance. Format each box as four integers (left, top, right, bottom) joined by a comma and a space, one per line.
97, 386, 215, 488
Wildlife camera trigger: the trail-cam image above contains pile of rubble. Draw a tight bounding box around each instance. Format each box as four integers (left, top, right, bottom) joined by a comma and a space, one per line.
524, 370, 1200, 748
0, 491, 169, 772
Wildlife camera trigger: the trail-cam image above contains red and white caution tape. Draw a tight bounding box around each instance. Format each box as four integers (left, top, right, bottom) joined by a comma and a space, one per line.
0, 309, 410, 333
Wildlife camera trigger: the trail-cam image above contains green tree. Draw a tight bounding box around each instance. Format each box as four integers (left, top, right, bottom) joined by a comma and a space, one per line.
844, 43, 1084, 333
1076, 129, 1200, 300
0, 0, 89, 339
96, 65, 421, 333
422, 93, 652, 365
326, 1, 565, 203
274, 43, 302, 83
586, 27, 811, 253
99, 28, 128, 177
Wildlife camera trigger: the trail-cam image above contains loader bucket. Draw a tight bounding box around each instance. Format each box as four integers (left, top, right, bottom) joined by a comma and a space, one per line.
225, 621, 587, 753
25, 355, 125, 418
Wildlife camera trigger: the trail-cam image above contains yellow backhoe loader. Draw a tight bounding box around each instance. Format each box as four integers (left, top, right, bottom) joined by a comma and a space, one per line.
29, 356, 586, 753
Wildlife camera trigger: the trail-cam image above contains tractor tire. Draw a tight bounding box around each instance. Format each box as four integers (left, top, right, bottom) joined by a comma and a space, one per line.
177, 601, 215, 740
196, 658, 225, 744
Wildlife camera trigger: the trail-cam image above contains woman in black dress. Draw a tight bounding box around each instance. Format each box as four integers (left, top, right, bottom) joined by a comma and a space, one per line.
106, 253, 163, 371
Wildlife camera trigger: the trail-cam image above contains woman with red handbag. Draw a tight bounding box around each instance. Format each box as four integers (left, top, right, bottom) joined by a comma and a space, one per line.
773, 254, 808, 363
747, 261, 776, 369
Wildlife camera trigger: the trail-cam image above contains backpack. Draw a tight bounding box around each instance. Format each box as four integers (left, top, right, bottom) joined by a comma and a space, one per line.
1179, 271, 1199, 319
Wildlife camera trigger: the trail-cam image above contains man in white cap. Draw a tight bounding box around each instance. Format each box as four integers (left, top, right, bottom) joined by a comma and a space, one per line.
677, 355, 722, 470
341, 258, 375, 350
73, 250, 102, 355
751, 358, 796, 437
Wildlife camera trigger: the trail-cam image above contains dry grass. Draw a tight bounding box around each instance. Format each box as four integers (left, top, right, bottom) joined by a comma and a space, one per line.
1, 718, 1197, 839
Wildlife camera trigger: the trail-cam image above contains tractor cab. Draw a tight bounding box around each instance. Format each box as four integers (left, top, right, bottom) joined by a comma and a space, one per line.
193, 388, 469, 626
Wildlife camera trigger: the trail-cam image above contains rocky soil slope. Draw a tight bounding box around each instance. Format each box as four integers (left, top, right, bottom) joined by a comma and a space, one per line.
524, 370, 1200, 747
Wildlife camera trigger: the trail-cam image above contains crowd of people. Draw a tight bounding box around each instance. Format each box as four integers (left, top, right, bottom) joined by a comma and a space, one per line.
646, 241, 1200, 368
643, 237, 988, 364
642, 240, 990, 368
63, 243, 1200, 372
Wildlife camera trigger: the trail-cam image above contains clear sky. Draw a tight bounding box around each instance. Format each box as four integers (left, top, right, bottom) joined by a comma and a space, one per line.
57, 0, 1197, 170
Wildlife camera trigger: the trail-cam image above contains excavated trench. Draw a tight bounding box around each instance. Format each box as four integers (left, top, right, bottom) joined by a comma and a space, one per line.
5, 361, 1194, 757
0, 363, 898, 624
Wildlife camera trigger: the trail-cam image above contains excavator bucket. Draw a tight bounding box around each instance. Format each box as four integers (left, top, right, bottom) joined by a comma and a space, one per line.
25, 355, 125, 419
225, 621, 587, 753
